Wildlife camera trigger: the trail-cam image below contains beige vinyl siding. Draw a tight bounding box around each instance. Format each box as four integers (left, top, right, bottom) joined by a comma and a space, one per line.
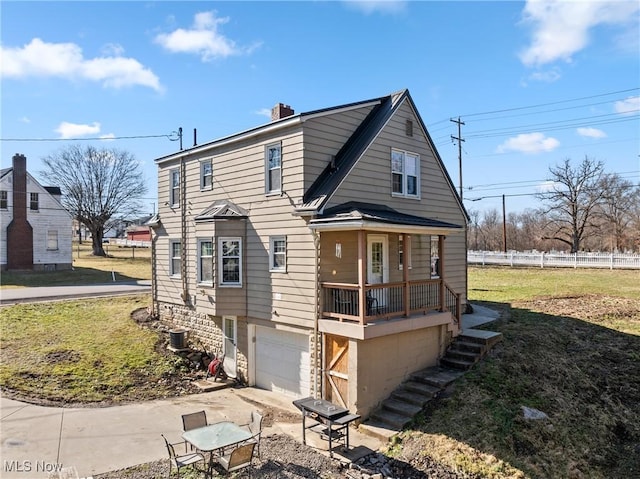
301, 106, 375, 189
155, 125, 317, 328
326, 99, 467, 304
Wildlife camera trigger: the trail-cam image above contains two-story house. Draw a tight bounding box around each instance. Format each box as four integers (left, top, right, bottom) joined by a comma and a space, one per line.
150, 89, 468, 418
1, 154, 72, 271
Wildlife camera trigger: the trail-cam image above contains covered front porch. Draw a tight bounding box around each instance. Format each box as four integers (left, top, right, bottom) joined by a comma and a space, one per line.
309, 203, 464, 338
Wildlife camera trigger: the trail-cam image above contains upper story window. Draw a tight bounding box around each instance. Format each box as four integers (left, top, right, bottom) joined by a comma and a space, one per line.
265, 143, 281, 194
198, 239, 213, 284
269, 236, 287, 272
170, 240, 181, 277
47, 230, 58, 250
0, 191, 7, 209
30, 192, 39, 211
391, 149, 419, 198
201, 160, 213, 190
219, 237, 242, 286
170, 169, 180, 207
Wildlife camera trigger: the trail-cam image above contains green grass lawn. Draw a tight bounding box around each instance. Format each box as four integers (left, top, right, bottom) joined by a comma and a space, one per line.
387, 266, 640, 479
1, 242, 151, 288
0, 294, 190, 403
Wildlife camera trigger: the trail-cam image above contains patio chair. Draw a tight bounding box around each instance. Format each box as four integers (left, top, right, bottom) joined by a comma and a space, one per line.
161, 434, 205, 478
242, 410, 264, 458
217, 442, 256, 476
182, 410, 208, 451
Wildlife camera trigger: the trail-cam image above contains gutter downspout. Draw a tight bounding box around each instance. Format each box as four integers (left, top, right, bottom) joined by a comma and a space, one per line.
180, 157, 188, 304
313, 230, 321, 399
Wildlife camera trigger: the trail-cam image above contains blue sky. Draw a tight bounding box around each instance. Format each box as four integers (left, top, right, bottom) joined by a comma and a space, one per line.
2, 0, 639, 217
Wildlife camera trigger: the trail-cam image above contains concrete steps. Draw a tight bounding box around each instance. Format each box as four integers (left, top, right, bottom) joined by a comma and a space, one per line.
360, 328, 502, 442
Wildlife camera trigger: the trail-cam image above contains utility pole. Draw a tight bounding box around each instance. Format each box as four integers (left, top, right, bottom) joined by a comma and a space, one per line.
502, 194, 507, 253
450, 117, 465, 201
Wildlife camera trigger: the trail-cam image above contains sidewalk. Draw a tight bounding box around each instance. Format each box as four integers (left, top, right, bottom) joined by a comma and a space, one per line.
0, 281, 151, 305
0, 387, 382, 479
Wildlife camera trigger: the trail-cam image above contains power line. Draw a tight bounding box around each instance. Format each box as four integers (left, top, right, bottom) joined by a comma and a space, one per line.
0, 132, 180, 142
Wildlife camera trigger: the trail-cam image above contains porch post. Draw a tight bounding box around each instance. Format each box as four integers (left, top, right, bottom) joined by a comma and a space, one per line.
403, 234, 410, 317
439, 235, 445, 311
358, 230, 366, 323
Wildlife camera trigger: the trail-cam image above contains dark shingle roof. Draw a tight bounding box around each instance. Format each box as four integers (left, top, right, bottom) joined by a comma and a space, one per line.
310, 201, 462, 230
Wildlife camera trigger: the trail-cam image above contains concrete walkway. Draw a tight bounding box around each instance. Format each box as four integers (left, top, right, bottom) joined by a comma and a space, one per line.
0, 387, 382, 479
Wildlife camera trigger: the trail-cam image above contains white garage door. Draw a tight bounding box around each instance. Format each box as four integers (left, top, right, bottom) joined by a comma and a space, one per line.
255, 326, 310, 398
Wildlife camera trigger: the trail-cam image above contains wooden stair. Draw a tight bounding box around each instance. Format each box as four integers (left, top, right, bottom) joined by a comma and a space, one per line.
360, 329, 502, 441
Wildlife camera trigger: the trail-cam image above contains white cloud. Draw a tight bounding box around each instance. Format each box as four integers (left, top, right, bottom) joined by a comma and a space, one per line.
614, 95, 640, 115
537, 180, 557, 193
20, 116, 30, 123
155, 11, 258, 61
577, 127, 607, 139
0, 38, 162, 91
526, 68, 561, 83
496, 132, 560, 154
519, 0, 640, 66
343, 0, 407, 15
255, 108, 272, 118
54, 121, 101, 139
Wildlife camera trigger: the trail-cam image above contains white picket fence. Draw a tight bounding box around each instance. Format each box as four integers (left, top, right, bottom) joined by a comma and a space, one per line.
468, 251, 640, 270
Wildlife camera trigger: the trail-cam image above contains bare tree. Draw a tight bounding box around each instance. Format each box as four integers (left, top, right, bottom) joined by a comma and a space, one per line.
41, 145, 147, 256
537, 157, 605, 253
597, 173, 639, 252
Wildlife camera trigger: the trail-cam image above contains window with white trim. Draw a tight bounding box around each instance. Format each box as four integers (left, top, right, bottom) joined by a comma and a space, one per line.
30, 192, 39, 211
198, 239, 213, 284
0, 191, 7, 209
269, 236, 287, 272
170, 240, 181, 277
391, 149, 419, 197
47, 230, 58, 250
265, 143, 281, 194
200, 160, 213, 190
219, 237, 242, 286
169, 169, 180, 207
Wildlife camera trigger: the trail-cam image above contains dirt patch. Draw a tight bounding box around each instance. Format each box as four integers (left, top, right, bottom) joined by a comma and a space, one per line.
44, 349, 81, 364
519, 294, 640, 321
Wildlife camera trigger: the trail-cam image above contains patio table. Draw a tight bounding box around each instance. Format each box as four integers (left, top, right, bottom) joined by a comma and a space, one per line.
182, 421, 253, 475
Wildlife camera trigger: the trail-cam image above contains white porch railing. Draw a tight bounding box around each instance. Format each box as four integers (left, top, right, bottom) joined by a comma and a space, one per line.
468, 251, 640, 270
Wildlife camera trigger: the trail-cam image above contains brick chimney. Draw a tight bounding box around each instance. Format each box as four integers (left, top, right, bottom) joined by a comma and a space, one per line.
6, 153, 33, 270
271, 103, 294, 121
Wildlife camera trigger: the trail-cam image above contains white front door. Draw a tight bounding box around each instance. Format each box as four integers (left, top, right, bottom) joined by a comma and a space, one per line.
367, 235, 389, 307
222, 316, 237, 378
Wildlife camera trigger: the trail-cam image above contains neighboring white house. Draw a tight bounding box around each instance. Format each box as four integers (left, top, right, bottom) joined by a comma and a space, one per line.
1, 154, 72, 271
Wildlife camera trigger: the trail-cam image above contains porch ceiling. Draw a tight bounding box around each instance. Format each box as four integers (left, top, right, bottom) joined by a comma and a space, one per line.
308, 202, 464, 235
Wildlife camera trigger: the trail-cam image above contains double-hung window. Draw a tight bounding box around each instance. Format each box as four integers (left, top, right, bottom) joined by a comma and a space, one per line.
265, 143, 281, 194
269, 236, 286, 272
170, 240, 181, 277
391, 149, 419, 198
198, 239, 213, 284
0, 191, 7, 209
200, 160, 213, 190
30, 192, 39, 211
170, 169, 180, 207
219, 237, 242, 286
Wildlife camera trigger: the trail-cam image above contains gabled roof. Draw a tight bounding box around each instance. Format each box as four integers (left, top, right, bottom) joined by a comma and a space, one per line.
308, 201, 462, 235
195, 200, 248, 222
0, 168, 11, 180
295, 89, 468, 220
